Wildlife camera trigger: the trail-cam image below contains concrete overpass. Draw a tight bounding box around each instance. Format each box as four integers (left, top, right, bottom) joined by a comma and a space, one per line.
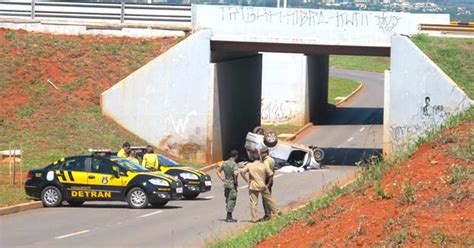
101, 5, 453, 162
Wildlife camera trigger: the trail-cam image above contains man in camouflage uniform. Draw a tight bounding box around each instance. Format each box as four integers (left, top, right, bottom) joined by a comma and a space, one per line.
216, 150, 239, 222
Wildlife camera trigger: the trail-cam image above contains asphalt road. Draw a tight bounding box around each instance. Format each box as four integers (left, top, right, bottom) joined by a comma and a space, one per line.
0, 68, 383, 248
297, 68, 384, 165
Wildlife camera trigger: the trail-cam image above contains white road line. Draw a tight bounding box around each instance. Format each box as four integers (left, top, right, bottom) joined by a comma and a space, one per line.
138, 210, 163, 218
359, 127, 365, 132
239, 185, 248, 189
204, 195, 214, 199
306, 169, 329, 172
347, 137, 354, 142
274, 174, 283, 178
54, 230, 90, 240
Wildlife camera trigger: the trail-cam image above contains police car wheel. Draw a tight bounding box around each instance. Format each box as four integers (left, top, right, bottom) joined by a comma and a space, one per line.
41, 186, 62, 207
183, 193, 199, 200
150, 201, 168, 208
127, 187, 149, 209
67, 200, 84, 207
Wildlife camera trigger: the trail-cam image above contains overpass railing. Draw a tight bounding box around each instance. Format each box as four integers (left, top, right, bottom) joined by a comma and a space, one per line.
0, 1, 191, 24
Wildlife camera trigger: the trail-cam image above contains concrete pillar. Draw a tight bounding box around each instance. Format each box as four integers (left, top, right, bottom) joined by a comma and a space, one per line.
261, 53, 307, 126
214, 54, 262, 159
306, 54, 329, 124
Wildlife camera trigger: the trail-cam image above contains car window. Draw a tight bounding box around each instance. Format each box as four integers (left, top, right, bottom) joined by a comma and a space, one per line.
158, 155, 180, 167
114, 159, 148, 172
91, 157, 115, 174
60, 157, 86, 171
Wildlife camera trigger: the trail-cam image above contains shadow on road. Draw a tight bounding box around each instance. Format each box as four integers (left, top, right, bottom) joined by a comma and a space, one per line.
179, 197, 212, 201
68, 204, 183, 209
319, 107, 384, 125
320, 147, 382, 166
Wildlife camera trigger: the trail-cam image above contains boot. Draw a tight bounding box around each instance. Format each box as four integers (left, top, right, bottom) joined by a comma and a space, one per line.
226, 212, 237, 222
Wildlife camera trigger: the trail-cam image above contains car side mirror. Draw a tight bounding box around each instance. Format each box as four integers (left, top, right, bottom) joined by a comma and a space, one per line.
112, 168, 120, 178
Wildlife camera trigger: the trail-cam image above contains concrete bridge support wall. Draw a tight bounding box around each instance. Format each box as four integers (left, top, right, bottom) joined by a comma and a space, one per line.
384, 36, 473, 157
101, 30, 213, 162
261, 53, 308, 126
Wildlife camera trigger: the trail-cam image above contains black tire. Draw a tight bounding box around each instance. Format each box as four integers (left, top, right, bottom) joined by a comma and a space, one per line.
126, 187, 149, 209
150, 201, 168, 208
41, 186, 63, 207
183, 193, 199, 200
253, 126, 266, 135
312, 147, 325, 162
67, 201, 84, 207
264, 131, 278, 148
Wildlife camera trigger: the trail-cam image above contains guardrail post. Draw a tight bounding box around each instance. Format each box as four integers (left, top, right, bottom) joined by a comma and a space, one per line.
31, 0, 35, 19
120, 0, 125, 23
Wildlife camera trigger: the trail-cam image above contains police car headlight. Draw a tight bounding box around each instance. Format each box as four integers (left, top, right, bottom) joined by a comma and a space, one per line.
180, 172, 199, 180
148, 178, 169, 186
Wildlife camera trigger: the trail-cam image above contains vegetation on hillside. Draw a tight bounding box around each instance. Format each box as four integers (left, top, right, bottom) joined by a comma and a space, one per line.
412, 35, 474, 99
328, 76, 361, 104
330, 55, 390, 73
0, 28, 179, 206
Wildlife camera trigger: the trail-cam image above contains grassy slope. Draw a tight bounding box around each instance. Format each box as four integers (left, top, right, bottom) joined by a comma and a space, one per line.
0, 29, 179, 206
330, 55, 390, 73
328, 76, 361, 104
412, 35, 474, 99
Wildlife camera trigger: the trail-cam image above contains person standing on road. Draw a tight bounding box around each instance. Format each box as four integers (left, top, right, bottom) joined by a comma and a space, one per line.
117, 142, 131, 158
261, 146, 276, 221
142, 145, 159, 171
216, 150, 239, 223
240, 150, 280, 223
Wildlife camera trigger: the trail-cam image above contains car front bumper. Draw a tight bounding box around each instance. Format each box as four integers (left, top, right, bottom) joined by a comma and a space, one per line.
182, 175, 212, 194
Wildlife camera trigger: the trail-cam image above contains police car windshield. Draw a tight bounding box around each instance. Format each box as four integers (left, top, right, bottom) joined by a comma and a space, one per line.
158, 155, 180, 167
115, 159, 149, 172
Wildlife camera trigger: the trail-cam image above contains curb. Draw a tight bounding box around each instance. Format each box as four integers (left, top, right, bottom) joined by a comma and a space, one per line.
0, 201, 42, 216
286, 123, 313, 141
200, 161, 223, 172
335, 82, 363, 106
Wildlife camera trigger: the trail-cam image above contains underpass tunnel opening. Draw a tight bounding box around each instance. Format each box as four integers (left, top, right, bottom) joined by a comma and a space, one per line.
210, 41, 390, 160
306, 54, 390, 125
307, 53, 390, 125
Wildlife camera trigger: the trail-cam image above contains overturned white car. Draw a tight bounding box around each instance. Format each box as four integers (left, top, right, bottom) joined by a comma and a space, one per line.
245, 127, 325, 171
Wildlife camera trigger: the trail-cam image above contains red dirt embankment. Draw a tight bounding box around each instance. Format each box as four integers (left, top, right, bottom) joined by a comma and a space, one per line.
258, 122, 473, 247
0, 28, 178, 123
0, 28, 180, 173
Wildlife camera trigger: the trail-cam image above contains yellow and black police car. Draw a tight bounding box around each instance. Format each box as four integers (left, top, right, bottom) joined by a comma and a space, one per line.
157, 155, 212, 200
24, 155, 183, 209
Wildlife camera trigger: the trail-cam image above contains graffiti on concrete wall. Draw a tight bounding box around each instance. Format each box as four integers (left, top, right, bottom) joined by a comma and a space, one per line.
389, 95, 454, 152
219, 6, 402, 31
261, 98, 300, 124
165, 111, 198, 135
